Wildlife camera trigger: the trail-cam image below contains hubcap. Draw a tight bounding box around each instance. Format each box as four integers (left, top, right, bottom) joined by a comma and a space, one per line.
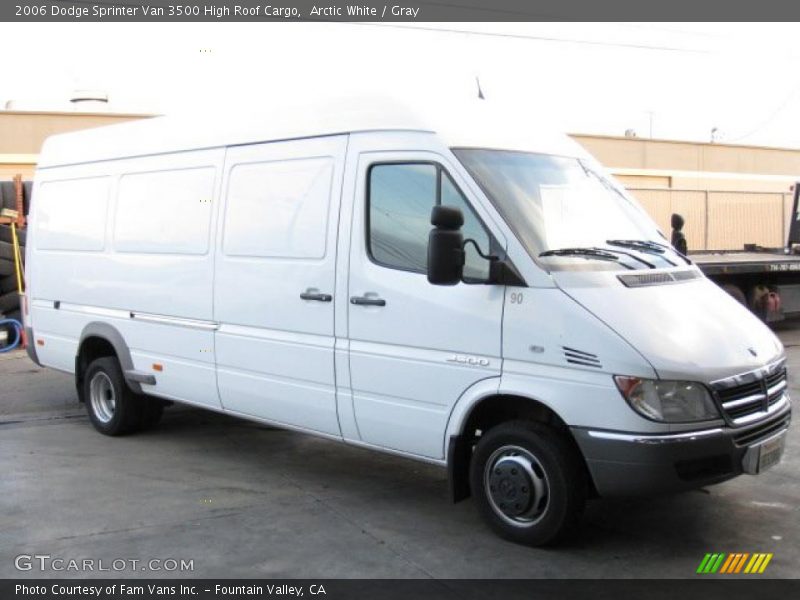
89, 372, 116, 424
484, 445, 549, 526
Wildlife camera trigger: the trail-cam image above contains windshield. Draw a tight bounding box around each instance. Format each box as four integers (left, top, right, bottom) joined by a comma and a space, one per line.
453, 149, 669, 269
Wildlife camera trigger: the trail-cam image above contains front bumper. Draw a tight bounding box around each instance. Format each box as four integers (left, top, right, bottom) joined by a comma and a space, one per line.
571, 401, 791, 496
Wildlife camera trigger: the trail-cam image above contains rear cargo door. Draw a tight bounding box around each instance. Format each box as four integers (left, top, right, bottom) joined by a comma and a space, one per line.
213, 136, 347, 436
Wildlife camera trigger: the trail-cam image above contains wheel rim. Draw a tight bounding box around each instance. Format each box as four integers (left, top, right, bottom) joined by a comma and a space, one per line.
89, 372, 116, 424
484, 444, 550, 527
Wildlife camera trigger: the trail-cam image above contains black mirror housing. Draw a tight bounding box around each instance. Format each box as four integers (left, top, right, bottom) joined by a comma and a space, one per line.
431, 205, 464, 230
428, 206, 465, 285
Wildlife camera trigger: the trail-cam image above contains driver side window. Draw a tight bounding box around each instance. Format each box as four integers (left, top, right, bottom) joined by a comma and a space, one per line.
368, 162, 492, 280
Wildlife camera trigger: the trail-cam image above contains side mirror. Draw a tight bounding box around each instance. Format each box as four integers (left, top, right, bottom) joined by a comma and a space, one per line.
427, 206, 464, 285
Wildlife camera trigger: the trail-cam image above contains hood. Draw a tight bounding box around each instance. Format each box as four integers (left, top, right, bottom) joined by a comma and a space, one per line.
552, 269, 784, 383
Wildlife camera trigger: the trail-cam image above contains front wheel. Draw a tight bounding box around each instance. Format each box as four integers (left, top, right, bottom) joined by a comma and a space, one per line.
470, 421, 587, 546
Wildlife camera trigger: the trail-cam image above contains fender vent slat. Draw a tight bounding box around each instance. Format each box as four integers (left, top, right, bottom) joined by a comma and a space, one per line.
562, 346, 602, 369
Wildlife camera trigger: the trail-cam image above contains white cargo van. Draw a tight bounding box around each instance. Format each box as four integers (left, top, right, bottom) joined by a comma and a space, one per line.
25, 100, 792, 545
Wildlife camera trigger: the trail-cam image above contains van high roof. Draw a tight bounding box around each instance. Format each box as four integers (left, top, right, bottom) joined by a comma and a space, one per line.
37, 96, 590, 168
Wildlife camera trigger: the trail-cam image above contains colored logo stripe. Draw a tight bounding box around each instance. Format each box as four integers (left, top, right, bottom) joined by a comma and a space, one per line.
719, 553, 749, 573
745, 553, 774, 574
734, 553, 750, 573
719, 554, 736, 573
698, 553, 773, 574
697, 553, 726, 573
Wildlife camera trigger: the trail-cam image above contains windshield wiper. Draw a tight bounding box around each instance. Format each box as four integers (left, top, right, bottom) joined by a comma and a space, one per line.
539, 247, 636, 270
606, 239, 690, 265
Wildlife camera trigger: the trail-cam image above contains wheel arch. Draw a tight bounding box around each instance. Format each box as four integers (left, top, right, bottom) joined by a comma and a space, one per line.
444, 383, 595, 503
76, 322, 140, 400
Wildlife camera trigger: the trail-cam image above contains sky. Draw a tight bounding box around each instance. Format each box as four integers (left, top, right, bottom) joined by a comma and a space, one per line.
2, 22, 800, 148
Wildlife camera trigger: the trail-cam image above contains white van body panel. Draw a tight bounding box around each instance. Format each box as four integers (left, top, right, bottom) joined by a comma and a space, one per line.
499, 287, 667, 429
340, 132, 508, 459
25, 100, 789, 502
213, 136, 347, 435
442, 285, 674, 450
33, 151, 222, 319
554, 270, 785, 383
30, 149, 225, 409
37, 97, 591, 169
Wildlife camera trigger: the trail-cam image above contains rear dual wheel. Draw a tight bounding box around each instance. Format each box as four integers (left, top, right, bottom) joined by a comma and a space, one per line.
84, 357, 164, 436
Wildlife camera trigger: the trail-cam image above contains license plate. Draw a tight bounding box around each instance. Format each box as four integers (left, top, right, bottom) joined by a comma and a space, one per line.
757, 433, 786, 473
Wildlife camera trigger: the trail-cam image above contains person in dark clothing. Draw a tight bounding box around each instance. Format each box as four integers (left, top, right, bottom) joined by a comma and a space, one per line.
671, 213, 688, 255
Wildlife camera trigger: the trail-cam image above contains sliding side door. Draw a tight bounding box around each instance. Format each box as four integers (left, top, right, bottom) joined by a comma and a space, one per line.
214, 136, 348, 436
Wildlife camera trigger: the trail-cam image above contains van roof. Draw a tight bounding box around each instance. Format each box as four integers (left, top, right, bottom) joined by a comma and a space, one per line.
37, 97, 591, 168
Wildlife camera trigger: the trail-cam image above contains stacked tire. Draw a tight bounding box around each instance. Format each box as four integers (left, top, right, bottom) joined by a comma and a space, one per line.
0, 179, 28, 343
0, 180, 32, 216
0, 224, 24, 337
0, 181, 31, 340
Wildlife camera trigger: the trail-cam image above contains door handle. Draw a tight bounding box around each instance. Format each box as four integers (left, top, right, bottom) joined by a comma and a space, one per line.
300, 291, 332, 302
350, 295, 386, 307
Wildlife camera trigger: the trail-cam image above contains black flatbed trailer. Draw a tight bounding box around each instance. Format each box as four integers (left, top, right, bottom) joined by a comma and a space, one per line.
693, 250, 800, 276
690, 184, 800, 322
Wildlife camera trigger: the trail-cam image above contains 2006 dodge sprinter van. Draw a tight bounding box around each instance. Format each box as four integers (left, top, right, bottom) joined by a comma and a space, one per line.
24, 99, 792, 545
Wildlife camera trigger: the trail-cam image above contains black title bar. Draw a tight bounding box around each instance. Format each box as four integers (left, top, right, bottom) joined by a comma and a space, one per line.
3, 579, 800, 600
6, 0, 800, 22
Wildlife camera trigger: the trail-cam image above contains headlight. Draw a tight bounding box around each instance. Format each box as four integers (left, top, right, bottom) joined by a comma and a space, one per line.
614, 376, 720, 423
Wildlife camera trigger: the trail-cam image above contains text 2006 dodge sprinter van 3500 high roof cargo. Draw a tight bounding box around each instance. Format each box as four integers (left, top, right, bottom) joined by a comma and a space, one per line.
24, 99, 792, 545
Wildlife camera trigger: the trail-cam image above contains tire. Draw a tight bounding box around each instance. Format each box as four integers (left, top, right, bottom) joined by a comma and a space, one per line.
0, 225, 26, 246
0, 258, 14, 277
0, 182, 15, 210
83, 357, 144, 436
0, 276, 16, 294
470, 421, 587, 546
0, 241, 14, 261
0, 290, 19, 313
139, 397, 165, 430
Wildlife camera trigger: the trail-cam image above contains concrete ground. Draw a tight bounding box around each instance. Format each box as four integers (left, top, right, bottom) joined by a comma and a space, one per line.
0, 327, 798, 579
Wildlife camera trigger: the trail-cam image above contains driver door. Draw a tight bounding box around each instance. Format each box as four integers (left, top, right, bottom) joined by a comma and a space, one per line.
345, 146, 506, 459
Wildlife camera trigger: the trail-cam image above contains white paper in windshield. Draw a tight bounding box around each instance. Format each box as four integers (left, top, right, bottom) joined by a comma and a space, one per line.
540, 183, 653, 250
540, 184, 598, 249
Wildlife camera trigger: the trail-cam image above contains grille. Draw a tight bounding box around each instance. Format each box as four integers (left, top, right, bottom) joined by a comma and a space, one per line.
618, 269, 699, 288
733, 413, 791, 447
714, 367, 788, 426
562, 346, 602, 369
